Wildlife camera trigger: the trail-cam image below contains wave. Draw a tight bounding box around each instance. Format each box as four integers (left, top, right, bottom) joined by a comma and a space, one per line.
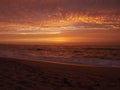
0, 50, 120, 67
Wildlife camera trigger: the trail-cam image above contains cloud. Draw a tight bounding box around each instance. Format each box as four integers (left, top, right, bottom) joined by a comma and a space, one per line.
0, 1, 119, 19
0, 0, 120, 43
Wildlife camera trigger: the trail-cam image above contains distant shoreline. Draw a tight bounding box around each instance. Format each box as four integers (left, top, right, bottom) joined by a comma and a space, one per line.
0, 42, 120, 46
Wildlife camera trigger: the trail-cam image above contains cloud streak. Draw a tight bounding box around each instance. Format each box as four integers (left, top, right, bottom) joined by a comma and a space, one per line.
0, 0, 120, 43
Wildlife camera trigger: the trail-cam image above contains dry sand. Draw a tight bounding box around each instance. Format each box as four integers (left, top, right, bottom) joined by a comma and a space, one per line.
0, 57, 120, 90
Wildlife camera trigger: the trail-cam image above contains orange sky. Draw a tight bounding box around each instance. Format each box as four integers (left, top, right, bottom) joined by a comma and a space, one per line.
0, 0, 120, 44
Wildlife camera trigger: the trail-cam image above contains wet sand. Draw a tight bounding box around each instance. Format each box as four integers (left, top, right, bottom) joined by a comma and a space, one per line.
0, 57, 120, 90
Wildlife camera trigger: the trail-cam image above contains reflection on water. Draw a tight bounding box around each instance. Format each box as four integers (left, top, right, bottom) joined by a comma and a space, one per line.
0, 44, 119, 60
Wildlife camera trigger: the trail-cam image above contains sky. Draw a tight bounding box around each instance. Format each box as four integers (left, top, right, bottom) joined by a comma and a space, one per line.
0, 0, 120, 44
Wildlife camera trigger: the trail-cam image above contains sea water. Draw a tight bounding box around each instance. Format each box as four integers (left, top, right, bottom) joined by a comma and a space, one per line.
0, 44, 120, 67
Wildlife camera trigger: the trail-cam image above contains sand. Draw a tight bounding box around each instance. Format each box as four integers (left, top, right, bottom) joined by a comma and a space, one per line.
0, 57, 120, 90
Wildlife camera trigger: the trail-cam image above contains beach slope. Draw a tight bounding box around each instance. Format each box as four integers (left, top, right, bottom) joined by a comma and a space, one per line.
0, 57, 120, 90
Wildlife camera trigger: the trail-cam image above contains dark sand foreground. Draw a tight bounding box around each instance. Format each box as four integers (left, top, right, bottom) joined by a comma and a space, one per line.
0, 57, 120, 90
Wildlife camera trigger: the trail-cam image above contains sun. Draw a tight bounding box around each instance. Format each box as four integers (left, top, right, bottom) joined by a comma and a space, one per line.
49, 37, 68, 43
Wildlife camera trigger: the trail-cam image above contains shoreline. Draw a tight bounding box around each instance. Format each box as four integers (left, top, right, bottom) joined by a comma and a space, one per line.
0, 53, 120, 68
0, 56, 120, 68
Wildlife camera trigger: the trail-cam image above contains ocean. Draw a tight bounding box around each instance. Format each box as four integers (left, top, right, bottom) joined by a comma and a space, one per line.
0, 44, 120, 67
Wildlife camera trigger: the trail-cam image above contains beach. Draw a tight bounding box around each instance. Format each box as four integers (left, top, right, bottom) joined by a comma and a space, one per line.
0, 57, 120, 90
0, 0, 120, 90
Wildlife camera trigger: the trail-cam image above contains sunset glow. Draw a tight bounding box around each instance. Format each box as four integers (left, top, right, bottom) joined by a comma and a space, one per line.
0, 0, 120, 44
